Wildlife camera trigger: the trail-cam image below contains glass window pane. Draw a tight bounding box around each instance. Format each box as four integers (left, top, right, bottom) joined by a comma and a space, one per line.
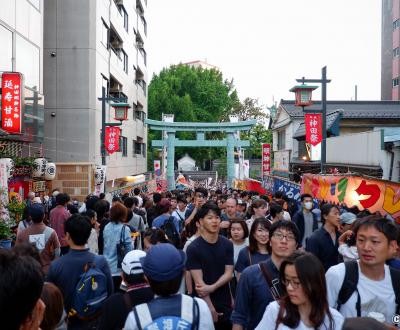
0, 25, 13, 71
16, 35, 40, 90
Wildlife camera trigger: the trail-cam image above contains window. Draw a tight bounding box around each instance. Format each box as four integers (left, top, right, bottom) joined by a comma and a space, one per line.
140, 16, 147, 36
142, 143, 146, 157
16, 35, 40, 89
393, 19, 400, 31
101, 74, 109, 96
394, 48, 400, 58
139, 48, 147, 66
0, 25, 13, 72
120, 136, 128, 157
118, 5, 128, 32
134, 141, 142, 155
393, 78, 399, 88
277, 130, 286, 150
101, 19, 109, 48
122, 50, 128, 73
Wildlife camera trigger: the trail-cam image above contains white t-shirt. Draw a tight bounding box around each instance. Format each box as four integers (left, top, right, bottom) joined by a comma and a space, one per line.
232, 239, 249, 265
326, 261, 397, 323
255, 301, 344, 330
124, 295, 215, 330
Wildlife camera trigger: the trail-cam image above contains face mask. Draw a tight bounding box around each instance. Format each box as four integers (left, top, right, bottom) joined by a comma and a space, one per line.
304, 202, 313, 210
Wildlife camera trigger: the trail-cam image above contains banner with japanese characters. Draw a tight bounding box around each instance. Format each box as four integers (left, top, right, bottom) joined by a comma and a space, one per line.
301, 174, 400, 222
261, 143, 271, 178
1, 72, 24, 134
305, 113, 322, 146
105, 126, 120, 154
154, 160, 161, 177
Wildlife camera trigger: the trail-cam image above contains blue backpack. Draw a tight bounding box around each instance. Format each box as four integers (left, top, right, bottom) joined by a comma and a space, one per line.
68, 255, 108, 319
132, 294, 199, 330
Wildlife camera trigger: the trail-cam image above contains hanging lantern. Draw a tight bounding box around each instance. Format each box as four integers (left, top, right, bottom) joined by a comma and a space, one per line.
111, 102, 130, 121
45, 162, 56, 180
0, 158, 14, 178
94, 166, 105, 185
289, 84, 318, 107
33, 158, 48, 178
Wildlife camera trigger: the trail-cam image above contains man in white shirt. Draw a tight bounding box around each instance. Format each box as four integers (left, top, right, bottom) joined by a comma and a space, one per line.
326, 217, 400, 324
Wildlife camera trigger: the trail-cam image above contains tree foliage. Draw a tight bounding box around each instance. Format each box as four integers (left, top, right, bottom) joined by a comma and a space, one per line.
243, 124, 272, 159
222, 97, 269, 123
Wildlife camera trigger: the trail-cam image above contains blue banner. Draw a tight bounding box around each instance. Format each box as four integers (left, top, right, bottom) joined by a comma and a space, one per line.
273, 177, 301, 202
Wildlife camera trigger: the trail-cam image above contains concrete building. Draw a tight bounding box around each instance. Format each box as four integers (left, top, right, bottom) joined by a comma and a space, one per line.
0, 0, 44, 157
43, 0, 148, 198
382, 0, 393, 100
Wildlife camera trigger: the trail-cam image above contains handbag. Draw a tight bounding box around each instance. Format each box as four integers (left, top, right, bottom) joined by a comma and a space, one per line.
116, 225, 127, 269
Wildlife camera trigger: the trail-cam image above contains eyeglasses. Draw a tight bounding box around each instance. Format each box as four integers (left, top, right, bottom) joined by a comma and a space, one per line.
195, 194, 204, 198
272, 232, 296, 242
282, 278, 301, 289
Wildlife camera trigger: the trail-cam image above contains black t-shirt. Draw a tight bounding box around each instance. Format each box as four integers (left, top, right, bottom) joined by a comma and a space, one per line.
186, 235, 234, 312
98, 286, 154, 330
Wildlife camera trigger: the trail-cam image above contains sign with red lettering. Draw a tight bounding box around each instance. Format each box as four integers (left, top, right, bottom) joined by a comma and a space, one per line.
261, 143, 271, 178
1, 72, 24, 134
305, 114, 322, 146
105, 126, 120, 154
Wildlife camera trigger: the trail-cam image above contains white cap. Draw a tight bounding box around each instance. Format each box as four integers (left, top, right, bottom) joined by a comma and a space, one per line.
32, 197, 42, 204
121, 250, 146, 275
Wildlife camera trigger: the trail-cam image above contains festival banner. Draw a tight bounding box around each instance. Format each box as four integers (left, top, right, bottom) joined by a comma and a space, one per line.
273, 177, 301, 202
105, 126, 121, 154
305, 113, 322, 146
154, 160, 161, 177
301, 174, 400, 221
233, 179, 266, 195
261, 143, 271, 178
1, 72, 24, 134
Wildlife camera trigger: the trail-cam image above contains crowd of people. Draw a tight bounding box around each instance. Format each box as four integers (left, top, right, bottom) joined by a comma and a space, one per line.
1, 186, 400, 330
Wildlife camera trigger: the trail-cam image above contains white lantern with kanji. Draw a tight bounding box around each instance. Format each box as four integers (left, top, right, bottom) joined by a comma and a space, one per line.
95, 166, 105, 185
33, 158, 47, 178
45, 162, 56, 180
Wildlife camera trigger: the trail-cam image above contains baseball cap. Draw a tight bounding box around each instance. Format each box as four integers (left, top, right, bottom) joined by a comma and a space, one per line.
340, 212, 357, 225
121, 250, 146, 275
29, 204, 44, 221
140, 243, 186, 281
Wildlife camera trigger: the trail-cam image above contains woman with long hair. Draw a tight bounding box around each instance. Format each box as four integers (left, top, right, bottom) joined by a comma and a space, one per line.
235, 218, 271, 281
246, 199, 269, 230
256, 251, 344, 330
228, 219, 249, 265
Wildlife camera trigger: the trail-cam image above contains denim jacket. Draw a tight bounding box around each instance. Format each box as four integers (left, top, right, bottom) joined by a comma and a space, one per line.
103, 222, 133, 275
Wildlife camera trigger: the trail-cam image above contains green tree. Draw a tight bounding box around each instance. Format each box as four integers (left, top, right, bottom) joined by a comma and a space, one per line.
148, 64, 239, 167
222, 97, 268, 123
243, 124, 272, 159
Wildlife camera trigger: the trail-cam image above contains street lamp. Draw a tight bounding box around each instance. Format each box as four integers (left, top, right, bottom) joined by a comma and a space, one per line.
98, 86, 130, 166
290, 66, 331, 174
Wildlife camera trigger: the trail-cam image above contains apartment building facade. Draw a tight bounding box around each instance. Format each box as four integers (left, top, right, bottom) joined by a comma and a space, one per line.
43, 0, 148, 196
0, 0, 45, 157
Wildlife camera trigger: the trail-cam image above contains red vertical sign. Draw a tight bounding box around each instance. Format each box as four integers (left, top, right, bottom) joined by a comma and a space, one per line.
305, 113, 322, 146
262, 143, 271, 178
105, 126, 121, 154
1, 72, 23, 134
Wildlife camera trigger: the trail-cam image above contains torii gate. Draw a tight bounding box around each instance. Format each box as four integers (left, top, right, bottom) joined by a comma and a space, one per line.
145, 119, 257, 190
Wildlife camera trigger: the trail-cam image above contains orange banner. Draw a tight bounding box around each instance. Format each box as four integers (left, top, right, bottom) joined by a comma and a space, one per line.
301, 174, 400, 221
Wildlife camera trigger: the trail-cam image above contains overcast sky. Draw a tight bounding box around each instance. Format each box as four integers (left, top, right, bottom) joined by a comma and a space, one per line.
147, 0, 381, 107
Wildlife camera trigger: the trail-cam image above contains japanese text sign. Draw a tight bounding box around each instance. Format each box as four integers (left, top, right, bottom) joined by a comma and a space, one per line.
305, 113, 322, 146
301, 174, 400, 222
1, 72, 23, 134
105, 126, 120, 154
262, 143, 271, 178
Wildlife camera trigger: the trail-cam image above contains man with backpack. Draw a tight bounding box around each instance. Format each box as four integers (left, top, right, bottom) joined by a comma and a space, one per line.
326, 216, 400, 324
16, 203, 60, 274
124, 243, 214, 329
232, 220, 300, 330
152, 198, 181, 247
47, 213, 113, 330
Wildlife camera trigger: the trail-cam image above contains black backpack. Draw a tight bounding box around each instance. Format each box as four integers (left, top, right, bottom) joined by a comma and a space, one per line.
161, 216, 181, 249
337, 261, 400, 316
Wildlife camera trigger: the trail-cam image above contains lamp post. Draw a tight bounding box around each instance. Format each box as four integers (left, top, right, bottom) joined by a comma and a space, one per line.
98, 86, 131, 166
290, 66, 331, 174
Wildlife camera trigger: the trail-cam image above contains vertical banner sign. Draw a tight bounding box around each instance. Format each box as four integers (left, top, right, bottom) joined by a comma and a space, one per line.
262, 143, 271, 178
154, 160, 161, 177
305, 113, 322, 146
105, 126, 121, 154
1, 72, 23, 134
